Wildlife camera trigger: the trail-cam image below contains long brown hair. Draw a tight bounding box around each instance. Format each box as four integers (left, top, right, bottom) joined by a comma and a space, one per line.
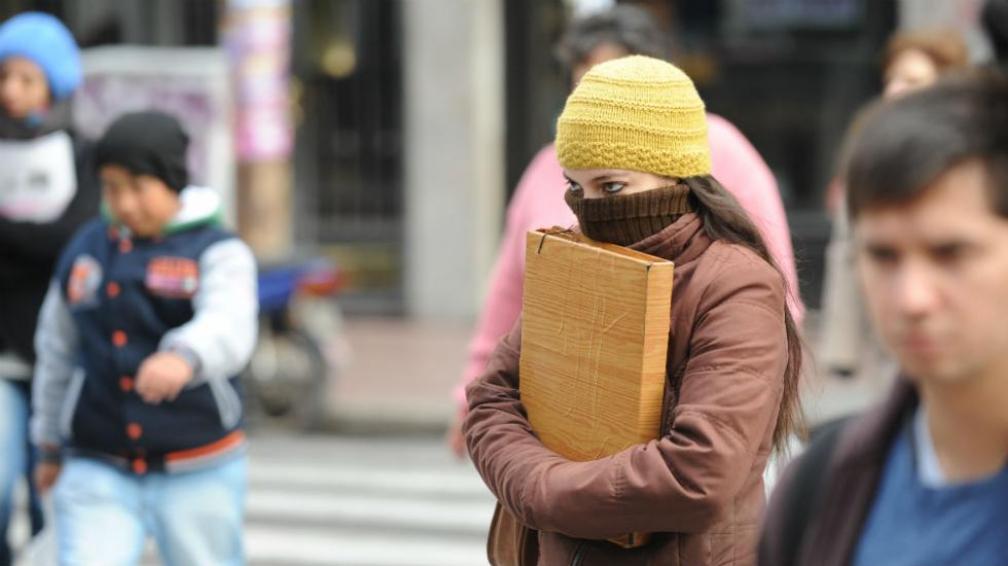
684, 175, 805, 451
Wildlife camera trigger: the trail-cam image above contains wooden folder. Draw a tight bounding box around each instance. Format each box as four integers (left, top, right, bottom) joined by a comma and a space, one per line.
519, 229, 674, 548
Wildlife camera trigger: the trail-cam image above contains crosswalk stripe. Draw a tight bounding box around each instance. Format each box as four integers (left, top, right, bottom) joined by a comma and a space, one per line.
248, 463, 491, 498
245, 525, 487, 566
247, 489, 494, 536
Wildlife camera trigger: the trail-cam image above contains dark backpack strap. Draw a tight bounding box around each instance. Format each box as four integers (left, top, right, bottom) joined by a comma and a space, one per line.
771, 416, 850, 566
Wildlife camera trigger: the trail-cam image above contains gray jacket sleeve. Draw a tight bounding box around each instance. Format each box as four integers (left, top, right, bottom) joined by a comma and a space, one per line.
31, 281, 80, 448
160, 237, 259, 383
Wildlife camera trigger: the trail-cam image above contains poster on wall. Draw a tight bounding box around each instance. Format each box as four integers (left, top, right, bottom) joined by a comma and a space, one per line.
223, 0, 293, 162
73, 47, 236, 224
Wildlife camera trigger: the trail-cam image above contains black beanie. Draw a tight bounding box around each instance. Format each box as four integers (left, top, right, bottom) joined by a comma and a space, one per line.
95, 111, 190, 192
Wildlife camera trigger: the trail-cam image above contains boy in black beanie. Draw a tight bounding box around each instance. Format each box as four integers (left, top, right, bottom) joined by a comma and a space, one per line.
30, 110, 256, 565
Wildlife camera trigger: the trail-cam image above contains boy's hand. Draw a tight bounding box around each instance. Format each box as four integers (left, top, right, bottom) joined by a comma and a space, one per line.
136, 352, 194, 404
34, 462, 61, 493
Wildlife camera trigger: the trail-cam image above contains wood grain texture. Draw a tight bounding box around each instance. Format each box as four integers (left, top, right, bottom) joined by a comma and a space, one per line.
520, 230, 673, 463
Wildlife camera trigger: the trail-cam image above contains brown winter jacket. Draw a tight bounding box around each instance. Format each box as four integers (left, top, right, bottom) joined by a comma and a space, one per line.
464, 213, 790, 566
758, 378, 918, 566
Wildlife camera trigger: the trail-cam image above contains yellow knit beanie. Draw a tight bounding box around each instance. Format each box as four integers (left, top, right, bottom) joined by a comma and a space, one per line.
556, 55, 711, 178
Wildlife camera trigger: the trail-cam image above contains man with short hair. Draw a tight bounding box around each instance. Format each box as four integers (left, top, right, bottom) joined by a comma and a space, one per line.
759, 72, 1008, 566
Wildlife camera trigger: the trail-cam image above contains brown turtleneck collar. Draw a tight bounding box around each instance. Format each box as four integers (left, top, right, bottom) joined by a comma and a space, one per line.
564, 184, 693, 247
629, 212, 708, 265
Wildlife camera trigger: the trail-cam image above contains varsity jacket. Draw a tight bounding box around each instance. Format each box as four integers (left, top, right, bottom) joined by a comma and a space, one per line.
30, 186, 258, 473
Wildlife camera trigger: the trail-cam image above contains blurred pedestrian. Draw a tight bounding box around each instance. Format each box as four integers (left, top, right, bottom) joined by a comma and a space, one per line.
819, 28, 968, 378
882, 29, 970, 99
465, 55, 802, 566
982, 0, 1008, 70
760, 71, 1008, 566
0, 12, 98, 565
31, 111, 257, 566
447, 4, 802, 458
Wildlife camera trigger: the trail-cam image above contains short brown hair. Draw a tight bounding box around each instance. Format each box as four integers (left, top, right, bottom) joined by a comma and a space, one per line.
845, 71, 1008, 220
883, 29, 970, 75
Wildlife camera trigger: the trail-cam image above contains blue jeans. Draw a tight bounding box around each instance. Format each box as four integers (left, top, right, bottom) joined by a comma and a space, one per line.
53, 454, 247, 566
0, 379, 43, 566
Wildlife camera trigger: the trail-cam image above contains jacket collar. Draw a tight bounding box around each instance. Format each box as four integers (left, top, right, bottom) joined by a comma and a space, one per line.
164, 186, 223, 234
628, 213, 710, 266
834, 377, 919, 472
102, 185, 223, 238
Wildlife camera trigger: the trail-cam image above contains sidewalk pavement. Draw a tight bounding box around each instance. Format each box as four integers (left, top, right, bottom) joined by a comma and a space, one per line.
322, 311, 893, 435
322, 316, 471, 435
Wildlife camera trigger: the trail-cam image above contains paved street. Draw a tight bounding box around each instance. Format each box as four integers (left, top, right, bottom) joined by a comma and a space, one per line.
9, 430, 494, 566
242, 431, 493, 566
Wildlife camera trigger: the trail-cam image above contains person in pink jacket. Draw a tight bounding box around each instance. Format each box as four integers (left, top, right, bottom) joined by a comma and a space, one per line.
448, 6, 803, 455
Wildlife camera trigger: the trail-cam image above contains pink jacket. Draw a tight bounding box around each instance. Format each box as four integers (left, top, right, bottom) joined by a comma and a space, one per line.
453, 114, 803, 410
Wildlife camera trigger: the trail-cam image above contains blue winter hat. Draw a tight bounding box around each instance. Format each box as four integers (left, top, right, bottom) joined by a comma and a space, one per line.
0, 12, 81, 101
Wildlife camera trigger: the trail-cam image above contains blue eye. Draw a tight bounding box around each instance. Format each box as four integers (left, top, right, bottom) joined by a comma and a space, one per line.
566, 180, 582, 193
602, 182, 625, 194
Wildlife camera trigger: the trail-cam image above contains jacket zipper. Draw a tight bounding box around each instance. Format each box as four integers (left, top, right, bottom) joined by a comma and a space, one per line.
570, 542, 586, 566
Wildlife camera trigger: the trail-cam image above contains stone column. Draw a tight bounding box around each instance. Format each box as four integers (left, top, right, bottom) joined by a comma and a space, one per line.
402, 0, 505, 318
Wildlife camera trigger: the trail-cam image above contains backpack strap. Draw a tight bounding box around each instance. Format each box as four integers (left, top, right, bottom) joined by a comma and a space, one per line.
773, 416, 850, 566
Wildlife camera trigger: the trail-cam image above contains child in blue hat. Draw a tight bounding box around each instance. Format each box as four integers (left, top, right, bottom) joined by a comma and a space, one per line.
0, 11, 81, 122
0, 12, 98, 564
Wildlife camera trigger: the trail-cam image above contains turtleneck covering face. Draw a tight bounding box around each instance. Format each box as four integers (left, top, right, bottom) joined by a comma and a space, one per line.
564, 183, 693, 246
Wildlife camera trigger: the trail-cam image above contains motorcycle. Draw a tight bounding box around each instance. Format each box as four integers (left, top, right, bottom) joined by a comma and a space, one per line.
244, 257, 348, 430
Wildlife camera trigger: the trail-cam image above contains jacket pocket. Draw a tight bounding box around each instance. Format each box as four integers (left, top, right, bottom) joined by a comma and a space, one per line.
58, 368, 85, 439
207, 377, 242, 429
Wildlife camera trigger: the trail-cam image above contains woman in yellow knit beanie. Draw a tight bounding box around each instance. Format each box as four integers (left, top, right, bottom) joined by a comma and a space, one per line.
465, 55, 801, 566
